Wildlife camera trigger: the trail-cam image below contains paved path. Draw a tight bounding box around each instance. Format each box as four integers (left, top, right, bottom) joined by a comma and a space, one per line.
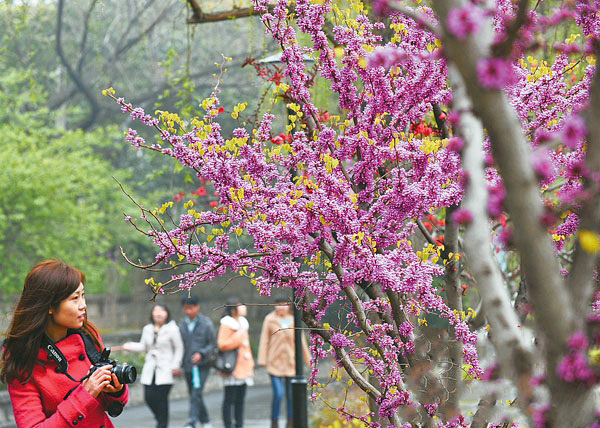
112, 384, 279, 428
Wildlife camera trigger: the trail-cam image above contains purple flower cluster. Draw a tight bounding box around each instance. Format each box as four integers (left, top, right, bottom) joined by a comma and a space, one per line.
446, 4, 484, 40
477, 58, 515, 89
556, 331, 596, 384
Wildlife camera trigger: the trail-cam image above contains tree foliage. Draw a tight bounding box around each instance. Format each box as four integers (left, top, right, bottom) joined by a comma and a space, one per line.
0, 64, 147, 295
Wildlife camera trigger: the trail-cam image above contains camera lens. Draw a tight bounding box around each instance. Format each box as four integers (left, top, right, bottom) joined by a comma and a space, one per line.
112, 364, 137, 384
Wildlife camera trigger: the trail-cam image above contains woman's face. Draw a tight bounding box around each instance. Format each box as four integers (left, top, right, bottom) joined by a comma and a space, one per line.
152, 305, 168, 326
48, 283, 86, 332
233, 303, 247, 317
274, 302, 290, 317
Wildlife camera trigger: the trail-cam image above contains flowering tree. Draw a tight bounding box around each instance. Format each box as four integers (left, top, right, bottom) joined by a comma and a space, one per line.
106, 0, 600, 426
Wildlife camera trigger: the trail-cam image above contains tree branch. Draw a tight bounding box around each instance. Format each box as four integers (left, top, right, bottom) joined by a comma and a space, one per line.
186, 0, 264, 24
76, 0, 99, 74
431, 0, 572, 373
448, 66, 534, 416
111, 1, 174, 62
55, 0, 99, 130
491, 0, 529, 58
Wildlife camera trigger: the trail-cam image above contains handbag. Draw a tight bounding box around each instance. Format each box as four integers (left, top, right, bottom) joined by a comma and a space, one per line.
210, 347, 238, 374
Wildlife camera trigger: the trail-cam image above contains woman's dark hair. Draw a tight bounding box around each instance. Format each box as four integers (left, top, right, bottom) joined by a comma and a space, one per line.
149, 303, 171, 324
273, 293, 289, 304
223, 296, 242, 317
1, 260, 99, 384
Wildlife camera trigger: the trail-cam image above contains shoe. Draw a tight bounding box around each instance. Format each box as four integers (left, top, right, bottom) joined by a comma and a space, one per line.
271, 421, 279, 428
182, 423, 195, 428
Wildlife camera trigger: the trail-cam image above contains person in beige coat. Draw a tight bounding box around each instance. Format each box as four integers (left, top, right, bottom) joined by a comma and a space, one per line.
217, 297, 254, 428
119, 304, 184, 428
257, 295, 310, 428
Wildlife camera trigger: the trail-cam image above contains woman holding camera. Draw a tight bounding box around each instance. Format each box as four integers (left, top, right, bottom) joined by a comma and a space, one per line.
1, 260, 129, 427
119, 304, 184, 428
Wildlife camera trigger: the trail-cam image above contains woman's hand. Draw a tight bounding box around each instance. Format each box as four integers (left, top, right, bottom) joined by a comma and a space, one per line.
82, 365, 113, 398
103, 372, 124, 394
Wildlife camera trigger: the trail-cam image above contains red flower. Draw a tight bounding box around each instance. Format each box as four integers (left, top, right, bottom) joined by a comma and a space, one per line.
192, 187, 207, 197
217, 107, 225, 114
317, 111, 330, 122
270, 133, 291, 145
209, 200, 218, 208
267, 71, 283, 85
271, 135, 284, 145
173, 191, 184, 202
410, 122, 435, 137
498, 214, 507, 228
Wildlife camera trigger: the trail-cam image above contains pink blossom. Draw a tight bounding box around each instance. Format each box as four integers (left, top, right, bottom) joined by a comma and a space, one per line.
531, 148, 556, 183
446, 136, 464, 152
423, 402, 438, 417
446, 4, 484, 40
329, 332, 352, 348
539, 213, 557, 232
556, 351, 595, 384
567, 331, 589, 351
532, 403, 551, 428
451, 209, 473, 225
476, 57, 515, 89
561, 114, 587, 149
366, 45, 405, 70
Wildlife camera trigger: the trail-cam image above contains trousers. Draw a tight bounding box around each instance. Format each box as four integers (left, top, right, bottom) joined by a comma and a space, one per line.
222, 383, 247, 428
184, 368, 211, 424
270, 375, 292, 420
144, 378, 173, 428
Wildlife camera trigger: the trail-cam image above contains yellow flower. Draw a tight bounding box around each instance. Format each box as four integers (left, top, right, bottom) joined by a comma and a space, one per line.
101, 87, 116, 96
579, 230, 600, 253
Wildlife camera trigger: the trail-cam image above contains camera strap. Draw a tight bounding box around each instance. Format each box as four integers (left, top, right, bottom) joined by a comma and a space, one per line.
41, 334, 79, 382
42, 331, 101, 383
79, 332, 101, 365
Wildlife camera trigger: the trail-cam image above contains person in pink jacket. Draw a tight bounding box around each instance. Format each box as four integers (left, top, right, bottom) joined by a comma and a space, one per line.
217, 297, 254, 428
1, 260, 129, 427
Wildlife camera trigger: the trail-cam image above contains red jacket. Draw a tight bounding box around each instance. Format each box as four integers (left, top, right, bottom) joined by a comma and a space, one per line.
8, 332, 128, 428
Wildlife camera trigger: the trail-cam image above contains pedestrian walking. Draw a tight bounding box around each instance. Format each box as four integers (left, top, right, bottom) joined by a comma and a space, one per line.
258, 294, 310, 428
117, 304, 183, 428
1, 260, 129, 427
217, 297, 254, 428
179, 293, 217, 428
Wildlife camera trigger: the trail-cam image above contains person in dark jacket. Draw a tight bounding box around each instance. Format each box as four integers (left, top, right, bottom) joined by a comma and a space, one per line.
1, 260, 129, 428
179, 293, 216, 428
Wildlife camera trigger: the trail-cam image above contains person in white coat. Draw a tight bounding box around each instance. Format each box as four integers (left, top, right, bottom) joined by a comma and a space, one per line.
120, 304, 184, 428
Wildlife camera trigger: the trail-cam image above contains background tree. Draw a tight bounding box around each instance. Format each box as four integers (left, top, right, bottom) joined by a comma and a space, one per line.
0, 0, 279, 298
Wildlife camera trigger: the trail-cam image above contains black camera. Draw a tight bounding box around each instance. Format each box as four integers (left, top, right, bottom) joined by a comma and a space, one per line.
89, 347, 137, 385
